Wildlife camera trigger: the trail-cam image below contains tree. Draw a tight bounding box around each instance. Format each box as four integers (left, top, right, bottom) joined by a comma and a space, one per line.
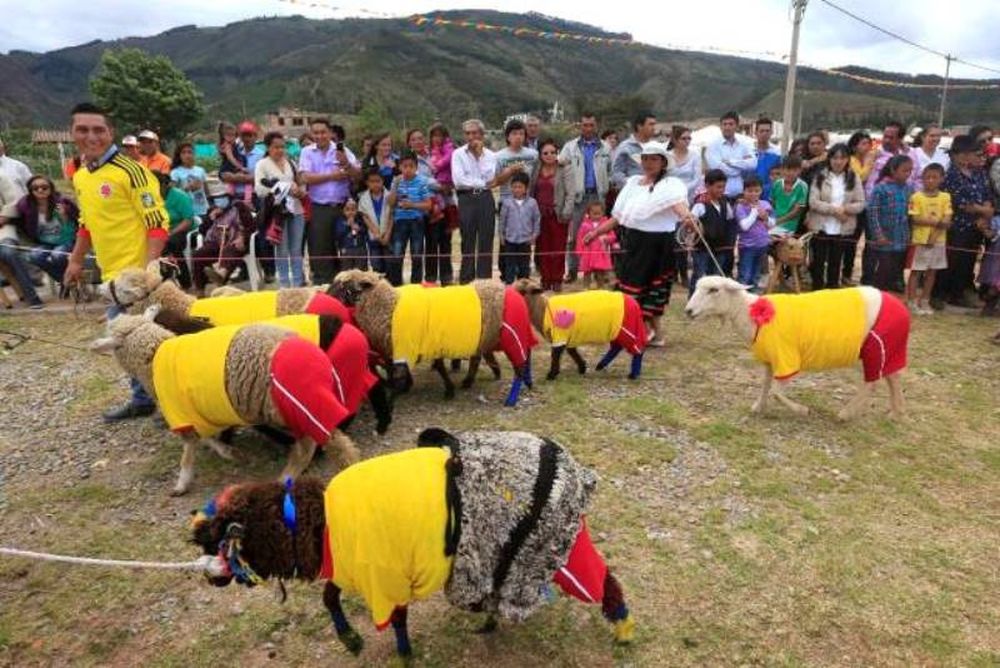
90, 48, 204, 142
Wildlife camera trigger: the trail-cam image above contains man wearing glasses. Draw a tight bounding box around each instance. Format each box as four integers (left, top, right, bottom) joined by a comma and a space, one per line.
560, 113, 613, 282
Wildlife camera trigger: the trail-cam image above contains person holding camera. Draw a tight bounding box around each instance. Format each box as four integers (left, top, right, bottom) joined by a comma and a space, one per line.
299, 118, 360, 284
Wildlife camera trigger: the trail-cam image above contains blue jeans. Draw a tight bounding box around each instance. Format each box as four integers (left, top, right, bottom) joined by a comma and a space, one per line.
737, 246, 768, 290
689, 249, 732, 297
390, 217, 425, 285
368, 240, 389, 274
27, 242, 72, 284
0, 240, 41, 303
106, 303, 155, 407
274, 213, 305, 287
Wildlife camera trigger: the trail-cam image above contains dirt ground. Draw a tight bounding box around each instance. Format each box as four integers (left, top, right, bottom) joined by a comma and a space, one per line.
1, 293, 998, 667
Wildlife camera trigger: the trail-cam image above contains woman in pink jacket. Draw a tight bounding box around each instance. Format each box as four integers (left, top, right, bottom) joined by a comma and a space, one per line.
428, 123, 456, 285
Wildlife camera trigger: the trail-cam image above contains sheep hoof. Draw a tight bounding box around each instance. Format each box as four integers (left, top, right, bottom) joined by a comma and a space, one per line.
490, 367, 501, 380
338, 628, 364, 655
751, 402, 765, 415
546, 370, 559, 381
376, 420, 391, 435
171, 469, 193, 496
460, 377, 474, 390
577, 365, 587, 375
444, 387, 456, 400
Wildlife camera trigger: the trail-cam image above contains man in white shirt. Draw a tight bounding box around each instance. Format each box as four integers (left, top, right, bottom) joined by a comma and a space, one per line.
451, 118, 510, 282
0, 139, 32, 196
705, 111, 757, 201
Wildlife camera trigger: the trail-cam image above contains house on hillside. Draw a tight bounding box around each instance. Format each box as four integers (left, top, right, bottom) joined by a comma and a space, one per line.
263, 107, 332, 133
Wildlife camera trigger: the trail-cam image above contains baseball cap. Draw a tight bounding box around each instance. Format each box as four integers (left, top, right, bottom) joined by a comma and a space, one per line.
640, 141, 669, 159
138, 130, 159, 141
122, 135, 138, 147
237, 121, 258, 134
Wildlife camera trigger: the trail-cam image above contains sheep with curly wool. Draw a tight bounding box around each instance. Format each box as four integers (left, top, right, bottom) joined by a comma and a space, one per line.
684, 276, 910, 418
92, 307, 359, 495
189, 428, 635, 661
328, 270, 537, 405
513, 278, 647, 381
102, 262, 351, 327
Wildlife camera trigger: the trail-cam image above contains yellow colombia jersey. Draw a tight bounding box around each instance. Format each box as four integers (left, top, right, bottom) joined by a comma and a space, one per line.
908, 191, 953, 245
544, 291, 625, 348
324, 447, 453, 627
152, 326, 245, 437
73, 150, 168, 280
391, 284, 482, 364
188, 291, 280, 326
751, 289, 867, 380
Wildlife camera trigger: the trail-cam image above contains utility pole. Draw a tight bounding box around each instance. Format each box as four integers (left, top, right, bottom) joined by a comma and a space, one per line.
781, 0, 807, 152
938, 54, 953, 128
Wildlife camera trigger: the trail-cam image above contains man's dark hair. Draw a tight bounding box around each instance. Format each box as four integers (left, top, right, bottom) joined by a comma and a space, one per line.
510, 172, 530, 188
580, 112, 597, 121
921, 162, 946, 177
781, 155, 803, 170
704, 169, 727, 186
720, 111, 740, 124
632, 112, 655, 132
884, 120, 906, 136
70, 102, 110, 122
504, 119, 526, 142
363, 167, 383, 181
311, 117, 333, 130
756, 117, 773, 129
262, 131, 285, 148
743, 175, 763, 190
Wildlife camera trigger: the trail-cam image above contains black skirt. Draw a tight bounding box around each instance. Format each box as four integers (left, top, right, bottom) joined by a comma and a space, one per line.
616, 227, 677, 317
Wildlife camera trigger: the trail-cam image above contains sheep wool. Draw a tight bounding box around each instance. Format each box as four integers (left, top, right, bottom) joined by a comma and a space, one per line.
391, 284, 483, 364
152, 326, 246, 437
319, 448, 453, 628
543, 291, 626, 348
188, 291, 352, 327
751, 289, 867, 380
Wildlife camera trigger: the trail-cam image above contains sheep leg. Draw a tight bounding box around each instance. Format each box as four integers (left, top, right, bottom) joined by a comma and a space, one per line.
751, 366, 773, 414
546, 346, 564, 380
628, 352, 643, 380
172, 435, 198, 496
886, 372, 905, 420
390, 606, 412, 658
567, 347, 588, 375
772, 379, 809, 416
323, 581, 363, 655
280, 437, 318, 481
522, 350, 533, 389
432, 358, 456, 399
204, 438, 235, 461
390, 362, 413, 395
368, 379, 393, 434
461, 355, 482, 389
766, 262, 780, 293
791, 266, 802, 294
838, 379, 874, 420
596, 344, 623, 371
504, 374, 524, 407
327, 430, 360, 469
450, 358, 462, 372
484, 351, 502, 379
602, 571, 635, 644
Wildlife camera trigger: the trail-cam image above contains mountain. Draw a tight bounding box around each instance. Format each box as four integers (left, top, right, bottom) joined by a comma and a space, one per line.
1, 10, 997, 132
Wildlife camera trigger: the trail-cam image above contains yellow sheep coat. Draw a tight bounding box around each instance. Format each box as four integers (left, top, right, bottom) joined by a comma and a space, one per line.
751, 289, 867, 379
188, 292, 279, 326
543, 291, 625, 348
390, 284, 482, 364
322, 447, 453, 628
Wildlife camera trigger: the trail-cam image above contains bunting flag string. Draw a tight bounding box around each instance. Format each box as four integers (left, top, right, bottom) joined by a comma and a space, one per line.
814, 66, 1000, 91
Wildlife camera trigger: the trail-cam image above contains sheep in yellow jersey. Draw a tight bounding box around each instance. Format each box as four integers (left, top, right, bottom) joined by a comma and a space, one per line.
91, 307, 359, 495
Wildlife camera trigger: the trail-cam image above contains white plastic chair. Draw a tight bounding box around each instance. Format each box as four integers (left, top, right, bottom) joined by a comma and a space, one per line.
244, 230, 263, 291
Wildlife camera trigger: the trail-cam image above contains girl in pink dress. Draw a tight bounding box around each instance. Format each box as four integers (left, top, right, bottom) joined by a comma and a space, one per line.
575, 201, 618, 288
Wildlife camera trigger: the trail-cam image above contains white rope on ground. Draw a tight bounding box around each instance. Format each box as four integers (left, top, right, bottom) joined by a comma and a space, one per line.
0, 547, 217, 573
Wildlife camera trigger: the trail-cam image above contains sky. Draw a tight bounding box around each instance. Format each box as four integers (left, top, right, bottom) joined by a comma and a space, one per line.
2, 0, 999, 80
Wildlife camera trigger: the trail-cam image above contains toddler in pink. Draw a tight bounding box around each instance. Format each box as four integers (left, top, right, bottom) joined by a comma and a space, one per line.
575, 201, 618, 288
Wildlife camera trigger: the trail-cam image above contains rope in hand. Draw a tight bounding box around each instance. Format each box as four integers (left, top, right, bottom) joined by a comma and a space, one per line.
0, 546, 219, 573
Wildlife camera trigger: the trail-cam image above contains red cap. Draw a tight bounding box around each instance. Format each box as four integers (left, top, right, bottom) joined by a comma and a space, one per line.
237, 121, 258, 134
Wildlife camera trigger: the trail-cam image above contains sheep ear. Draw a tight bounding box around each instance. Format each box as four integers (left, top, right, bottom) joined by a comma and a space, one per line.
91, 336, 120, 353
146, 260, 163, 276
142, 304, 162, 321
725, 280, 748, 292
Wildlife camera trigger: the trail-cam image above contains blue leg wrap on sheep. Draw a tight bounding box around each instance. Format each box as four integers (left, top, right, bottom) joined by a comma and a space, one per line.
391, 607, 412, 656
628, 352, 643, 380
596, 344, 623, 371
504, 376, 523, 407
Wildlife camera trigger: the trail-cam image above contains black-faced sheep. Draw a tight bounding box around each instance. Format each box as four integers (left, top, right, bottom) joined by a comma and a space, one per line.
190, 428, 635, 660
91, 307, 360, 495
513, 279, 648, 381
102, 262, 351, 327
328, 270, 537, 406
684, 276, 909, 418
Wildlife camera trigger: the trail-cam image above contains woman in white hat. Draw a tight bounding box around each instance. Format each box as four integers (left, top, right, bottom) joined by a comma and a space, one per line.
582, 142, 692, 345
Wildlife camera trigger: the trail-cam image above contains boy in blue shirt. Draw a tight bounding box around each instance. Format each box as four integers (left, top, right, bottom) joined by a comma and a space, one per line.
387, 151, 432, 285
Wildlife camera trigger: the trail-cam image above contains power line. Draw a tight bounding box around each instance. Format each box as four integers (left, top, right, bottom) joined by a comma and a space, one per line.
817, 0, 1000, 76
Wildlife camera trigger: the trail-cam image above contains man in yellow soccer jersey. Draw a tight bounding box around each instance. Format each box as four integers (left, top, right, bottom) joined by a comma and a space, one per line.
64, 102, 169, 422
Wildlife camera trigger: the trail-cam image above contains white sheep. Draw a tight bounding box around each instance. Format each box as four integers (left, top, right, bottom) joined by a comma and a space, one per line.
684, 276, 910, 419
91, 306, 359, 495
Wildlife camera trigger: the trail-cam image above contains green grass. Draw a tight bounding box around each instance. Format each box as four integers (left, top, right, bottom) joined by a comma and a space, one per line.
0, 303, 998, 667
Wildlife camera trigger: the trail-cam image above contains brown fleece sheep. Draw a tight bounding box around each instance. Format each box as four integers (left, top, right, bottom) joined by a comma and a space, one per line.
328, 270, 524, 399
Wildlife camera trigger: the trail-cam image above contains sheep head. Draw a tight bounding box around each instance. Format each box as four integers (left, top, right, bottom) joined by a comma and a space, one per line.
328, 269, 386, 307
511, 278, 547, 331
774, 232, 814, 266
684, 276, 750, 321
91, 306, 173, 389
100, 261, 165, 312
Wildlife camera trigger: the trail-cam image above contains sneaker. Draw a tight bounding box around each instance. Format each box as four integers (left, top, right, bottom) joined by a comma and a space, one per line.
907, 300, 919, 314
28, 300, 44, 310
917, 305, 934, 316
102, 402, 156, 422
